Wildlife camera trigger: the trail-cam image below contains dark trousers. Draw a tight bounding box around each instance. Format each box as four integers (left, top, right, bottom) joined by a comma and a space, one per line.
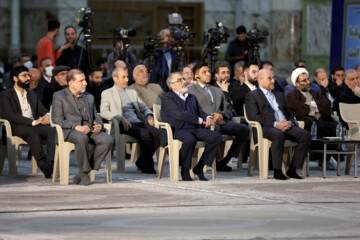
66, 131, 114, 172
13, 124, 56, 169
121, 122, 161, 168
218, 120, 250, 158
263, 125, 311, 169
174, 127, 222, 170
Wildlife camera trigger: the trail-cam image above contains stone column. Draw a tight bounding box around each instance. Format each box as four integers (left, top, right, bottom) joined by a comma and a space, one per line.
10, 0, 21, 60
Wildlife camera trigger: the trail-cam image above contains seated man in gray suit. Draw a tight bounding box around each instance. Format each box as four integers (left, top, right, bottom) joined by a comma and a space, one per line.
100, 67, 161, 174
52, 69, 114, 185
188, 62, 250, 172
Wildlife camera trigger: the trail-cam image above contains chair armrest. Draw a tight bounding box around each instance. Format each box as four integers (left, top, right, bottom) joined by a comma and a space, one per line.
0, 118, 13, 136
297, 121, 305, 129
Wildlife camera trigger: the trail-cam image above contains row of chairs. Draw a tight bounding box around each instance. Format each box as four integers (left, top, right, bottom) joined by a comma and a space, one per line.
1, 103, 359, 184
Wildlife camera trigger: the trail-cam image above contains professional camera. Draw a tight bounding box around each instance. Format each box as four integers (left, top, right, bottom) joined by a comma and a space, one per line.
77, 8, 92, 30
167, 13, 195, 45
144, 35, 162, 52
247, 28, 269, 45
202, 22, 230, 52
114, 27, 137, 38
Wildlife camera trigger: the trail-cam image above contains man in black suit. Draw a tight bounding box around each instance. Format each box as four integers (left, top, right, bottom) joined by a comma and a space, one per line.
340, 69, 360, 104
245, 69, 311, 180
0, 66, 56, 178
161, 72, 222, 181
231, 62, 259, 116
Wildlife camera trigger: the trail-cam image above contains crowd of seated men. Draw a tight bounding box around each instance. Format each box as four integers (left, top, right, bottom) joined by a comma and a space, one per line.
1, 20, 360, 184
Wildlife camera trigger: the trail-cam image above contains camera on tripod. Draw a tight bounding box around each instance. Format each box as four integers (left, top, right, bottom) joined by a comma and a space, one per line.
114, 27, 137, 38
77, 8, 93, 30
167, 13, 195, 45
247, 28, 269, 45
202, 22, 230, 52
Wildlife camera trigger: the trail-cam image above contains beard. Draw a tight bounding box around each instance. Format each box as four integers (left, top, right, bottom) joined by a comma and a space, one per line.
248, 77, 257, 86
17, 80, 30, 89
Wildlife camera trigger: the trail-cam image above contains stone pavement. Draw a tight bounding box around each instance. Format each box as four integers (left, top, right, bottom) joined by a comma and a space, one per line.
0, 150, 360, 240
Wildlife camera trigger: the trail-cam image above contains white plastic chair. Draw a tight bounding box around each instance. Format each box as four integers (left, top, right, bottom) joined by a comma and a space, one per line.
153, 104, 217, 181
0, 119, 38, 176
50, 109, 112, 185
108, 118, 140, 173
243, 106, 305, 179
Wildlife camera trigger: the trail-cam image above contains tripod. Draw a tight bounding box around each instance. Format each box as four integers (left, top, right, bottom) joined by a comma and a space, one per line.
76, 27, 93, 70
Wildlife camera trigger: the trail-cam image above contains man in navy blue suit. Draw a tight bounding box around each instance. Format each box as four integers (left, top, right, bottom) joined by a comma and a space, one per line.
161, 72, 222, 181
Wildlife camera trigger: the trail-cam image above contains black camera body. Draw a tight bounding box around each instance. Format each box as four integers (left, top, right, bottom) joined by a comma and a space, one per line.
167, 13, 195, 45
78, 8, 92, 30
247, 28, 269, 45
144, 35, 162, 52
203, 22, 230, 51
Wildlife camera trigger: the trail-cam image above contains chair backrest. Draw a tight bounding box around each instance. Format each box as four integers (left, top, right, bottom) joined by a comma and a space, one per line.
339, 103, 360, 139
49, 107, 66, 143
153, 104, 162, 128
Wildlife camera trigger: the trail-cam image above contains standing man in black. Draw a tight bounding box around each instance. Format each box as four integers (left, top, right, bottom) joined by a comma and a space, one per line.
56, 26, 88, 73
245, 69, 311, 180
86, 66, 105, 113
0, 66, 56, 178
225, 26, 249, 77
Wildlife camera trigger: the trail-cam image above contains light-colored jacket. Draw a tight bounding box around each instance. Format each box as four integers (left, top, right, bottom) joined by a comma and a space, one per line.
100, 85, 152, 122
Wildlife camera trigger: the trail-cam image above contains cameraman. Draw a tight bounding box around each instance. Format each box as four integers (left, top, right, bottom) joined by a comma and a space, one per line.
149, 28, 179, 91
225, 25, 249, 78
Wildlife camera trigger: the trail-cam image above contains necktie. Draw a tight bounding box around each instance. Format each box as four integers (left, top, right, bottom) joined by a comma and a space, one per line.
204, 86, 214, 103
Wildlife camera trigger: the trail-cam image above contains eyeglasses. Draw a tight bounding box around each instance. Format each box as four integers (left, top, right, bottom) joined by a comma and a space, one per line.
171, 78, 185, 84
298, 78, 310, 83
19, 73, 31, 78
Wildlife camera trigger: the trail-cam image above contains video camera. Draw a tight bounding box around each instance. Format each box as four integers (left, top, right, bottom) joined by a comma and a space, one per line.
77, 8, 93, 30
202, 21, 230, 54
247, 28, 269, 45
167, 13, 195, 46
144, 35, 162, 52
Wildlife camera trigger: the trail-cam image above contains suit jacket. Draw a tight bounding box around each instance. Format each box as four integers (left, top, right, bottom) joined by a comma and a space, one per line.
160, 91, 209, 133
230, 83, 251, 116
128, 83, 163, 110
286, 89, 332, 128
35, 75, 58, 110
51, 88, 103, 140
245, 88, 295, 127
187, 83, 233, 121
0, 87, 48, 130
99, 85, 152, 122
340, 85, 360, 104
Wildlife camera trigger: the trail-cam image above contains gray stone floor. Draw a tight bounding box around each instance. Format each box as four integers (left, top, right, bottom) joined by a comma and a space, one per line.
0, 148, 360, 240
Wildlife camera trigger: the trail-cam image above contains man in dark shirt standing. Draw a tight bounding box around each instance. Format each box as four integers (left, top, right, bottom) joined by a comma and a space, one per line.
56, 26, 88, 73
225, 26, 249, 77
86, 66, 105, 112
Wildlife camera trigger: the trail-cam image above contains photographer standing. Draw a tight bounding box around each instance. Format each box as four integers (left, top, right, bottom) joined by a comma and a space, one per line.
149, 28, 179, 91
225, 25, 249, 78
56, 26, 89, 74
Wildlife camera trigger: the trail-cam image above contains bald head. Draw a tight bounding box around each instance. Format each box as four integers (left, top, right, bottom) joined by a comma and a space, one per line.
257, 69, 274, 90
29, 68, 41, 89
114, 60, 127, 69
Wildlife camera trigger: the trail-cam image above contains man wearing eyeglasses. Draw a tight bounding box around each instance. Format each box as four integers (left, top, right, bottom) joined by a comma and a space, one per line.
160, 72, 222, 181
0, 66, 56, 178
286, 68, 338, 170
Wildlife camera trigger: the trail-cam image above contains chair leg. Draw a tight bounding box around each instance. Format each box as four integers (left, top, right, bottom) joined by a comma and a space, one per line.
90, 170, 95, 181
259, 140, 270, 179
52, 146, 59, 182
31, 156, 37, 174
157, 147, 166, 179
345, 144, 355, 175
169, 145, 180, 181
116, 140, 125, 173
59, 151, 70, 185
247, 135, 257, 176
0, 144, 6, 174
130, 143, 137, 163
211, 158, 217, 180
105, 151, 112, 184
8, 143, 18, 177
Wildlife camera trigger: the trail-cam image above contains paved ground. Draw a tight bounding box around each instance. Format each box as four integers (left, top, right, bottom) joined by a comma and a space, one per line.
0, 148, 360, 240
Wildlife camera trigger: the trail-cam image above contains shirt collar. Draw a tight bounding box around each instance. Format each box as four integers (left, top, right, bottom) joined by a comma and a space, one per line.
244, 82, 257, 91
14, 87, 27, 98
259, 86, 271, 96
174, 91, 188, 100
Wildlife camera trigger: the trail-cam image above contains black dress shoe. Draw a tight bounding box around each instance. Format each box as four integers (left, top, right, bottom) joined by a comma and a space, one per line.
216, 163, 232, 172
181, 168, 193, 181
42, 162, 53, 178
79, 172, 90, 186
136, 161, 156, 174
286, 169, 303, 179
273, 169, 289, 180
192, 165, 208, 181
72, 172, 81, 184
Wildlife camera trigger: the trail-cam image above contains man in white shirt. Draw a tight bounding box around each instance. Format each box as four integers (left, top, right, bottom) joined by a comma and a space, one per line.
0, 66, 56, 178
